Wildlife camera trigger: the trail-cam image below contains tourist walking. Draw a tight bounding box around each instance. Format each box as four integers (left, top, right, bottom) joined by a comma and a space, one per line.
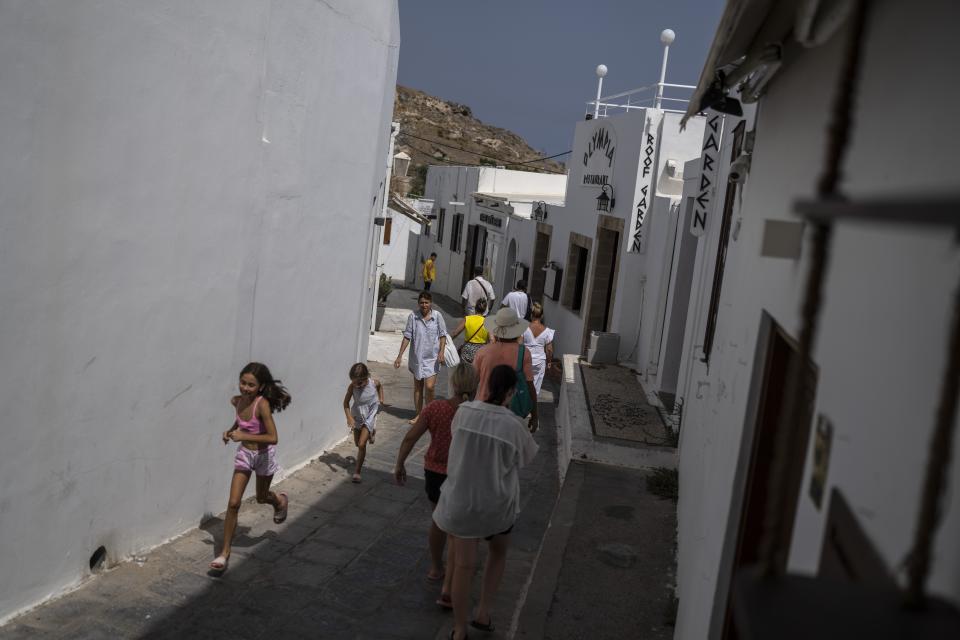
473, 307, 539, 432
433, 365, 539, 639
395, 291, 447, 423
211, 362, 292, 572
343, 362, 384, 483
394, 363, 479, 601
461, 265, 495, 316
448, 298, 490, 364
522, 302, 555, 395
500, 279, 531, 321
422, 252, 437, 291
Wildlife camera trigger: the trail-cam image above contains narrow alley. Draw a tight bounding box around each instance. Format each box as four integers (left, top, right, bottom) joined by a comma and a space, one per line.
0, 355, 559, 640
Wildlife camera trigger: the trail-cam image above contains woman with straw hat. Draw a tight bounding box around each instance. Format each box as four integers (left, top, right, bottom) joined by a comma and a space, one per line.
472, 307, 539, 433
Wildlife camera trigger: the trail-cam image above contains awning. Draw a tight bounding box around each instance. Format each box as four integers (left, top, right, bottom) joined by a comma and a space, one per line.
683, 0, 855, 124
388, 192, 430, 224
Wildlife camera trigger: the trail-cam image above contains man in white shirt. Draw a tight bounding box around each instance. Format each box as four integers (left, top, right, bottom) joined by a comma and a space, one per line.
462, 266, 496, 316
501, 279, 531, 321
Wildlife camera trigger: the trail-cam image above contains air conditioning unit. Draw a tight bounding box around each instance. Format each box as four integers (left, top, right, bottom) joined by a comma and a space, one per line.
586, 331, 619, 365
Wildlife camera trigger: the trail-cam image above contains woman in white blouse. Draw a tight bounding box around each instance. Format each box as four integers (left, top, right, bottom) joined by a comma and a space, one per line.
522, 302, 555, 395
433, 364, 539, 639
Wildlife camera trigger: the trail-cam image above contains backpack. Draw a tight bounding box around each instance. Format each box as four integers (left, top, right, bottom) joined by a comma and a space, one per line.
523, 292, 532, 322
473, 278, 490, 313
509, 343, 534, 418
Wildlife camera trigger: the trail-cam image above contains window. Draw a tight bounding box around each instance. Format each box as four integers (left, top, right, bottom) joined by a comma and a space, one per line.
702, 121, 747, 363
561, 233, 592, 313
383, 217, 392, 245
437, 208, 446, 245
451, 213, 464, 253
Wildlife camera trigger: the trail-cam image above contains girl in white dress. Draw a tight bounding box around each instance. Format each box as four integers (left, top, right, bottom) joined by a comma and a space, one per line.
522, 302, 555, 395
343, 362, 384, 483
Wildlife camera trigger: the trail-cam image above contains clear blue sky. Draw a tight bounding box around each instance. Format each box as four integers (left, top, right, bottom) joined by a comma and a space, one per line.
397, 0, 726, 161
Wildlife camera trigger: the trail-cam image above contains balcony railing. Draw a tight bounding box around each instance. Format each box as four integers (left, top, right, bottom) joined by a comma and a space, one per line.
585, 81, 696, 118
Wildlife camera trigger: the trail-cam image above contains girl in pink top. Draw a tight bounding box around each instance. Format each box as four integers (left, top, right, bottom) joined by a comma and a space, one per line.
210, 362, 292, 572
394, 363, 479, 601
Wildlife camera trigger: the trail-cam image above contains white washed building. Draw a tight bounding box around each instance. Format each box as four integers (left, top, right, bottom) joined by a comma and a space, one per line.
0, 1, 399, 621
419, 166, 566, 306
672, 1, 960, 638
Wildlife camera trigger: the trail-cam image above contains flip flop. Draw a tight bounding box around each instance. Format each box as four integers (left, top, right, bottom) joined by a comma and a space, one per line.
273, 492, 288, 524
470, 619, 495, 632
209, 555, 229, 571
436, 593, 453, 609
351, 473, 362, 483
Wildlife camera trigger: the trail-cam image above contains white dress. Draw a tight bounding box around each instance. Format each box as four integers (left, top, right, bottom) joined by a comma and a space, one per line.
523, 326, 555, 394
351, 379, 380, 434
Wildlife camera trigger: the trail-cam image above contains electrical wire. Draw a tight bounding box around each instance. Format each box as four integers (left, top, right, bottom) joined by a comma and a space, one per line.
397, 131, 570, 174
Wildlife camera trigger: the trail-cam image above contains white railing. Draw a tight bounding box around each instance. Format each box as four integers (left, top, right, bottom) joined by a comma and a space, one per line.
585, 81, 696, 118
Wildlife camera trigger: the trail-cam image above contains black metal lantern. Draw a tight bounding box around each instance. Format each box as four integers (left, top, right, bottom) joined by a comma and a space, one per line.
533, 201, 548, 221
596, 185, 614, 212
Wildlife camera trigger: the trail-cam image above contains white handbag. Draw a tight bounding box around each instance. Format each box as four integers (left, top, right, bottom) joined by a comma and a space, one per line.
443, 333, 460, 367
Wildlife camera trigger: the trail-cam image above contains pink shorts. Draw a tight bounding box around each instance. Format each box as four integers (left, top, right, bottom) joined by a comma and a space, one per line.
234, 444, 280, 476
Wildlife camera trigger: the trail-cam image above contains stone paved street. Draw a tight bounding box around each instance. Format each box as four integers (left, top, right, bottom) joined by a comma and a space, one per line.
0, 360, 559, 640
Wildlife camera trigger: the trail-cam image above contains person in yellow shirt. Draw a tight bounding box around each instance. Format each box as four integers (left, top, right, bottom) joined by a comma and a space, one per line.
422, 252, 437, 291
449, 298, 490, 363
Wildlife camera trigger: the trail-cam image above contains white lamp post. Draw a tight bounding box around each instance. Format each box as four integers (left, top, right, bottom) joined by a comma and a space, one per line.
655, 29, 675, 109
593, 64, 608, 119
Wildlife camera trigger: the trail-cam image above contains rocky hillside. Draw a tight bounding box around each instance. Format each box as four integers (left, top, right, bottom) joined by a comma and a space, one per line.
393, 85, 566, 195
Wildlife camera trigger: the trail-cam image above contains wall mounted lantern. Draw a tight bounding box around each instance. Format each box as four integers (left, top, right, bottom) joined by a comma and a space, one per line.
596, 185, 615, 212
392, 151, 411, 178
533, 201, 548, 221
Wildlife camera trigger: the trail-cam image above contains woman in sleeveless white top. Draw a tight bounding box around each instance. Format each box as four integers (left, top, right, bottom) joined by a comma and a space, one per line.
522, 302, 555, 395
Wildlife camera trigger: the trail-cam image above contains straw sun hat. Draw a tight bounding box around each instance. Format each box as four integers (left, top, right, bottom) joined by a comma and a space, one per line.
484, 307, 529, 340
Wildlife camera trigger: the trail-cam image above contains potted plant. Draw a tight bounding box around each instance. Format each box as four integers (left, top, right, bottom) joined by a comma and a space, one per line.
378, 272, 393, 305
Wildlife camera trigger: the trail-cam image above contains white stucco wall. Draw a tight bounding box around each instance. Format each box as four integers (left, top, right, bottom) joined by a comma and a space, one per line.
674, 2, 960, 638
0, 0, 399, 620
420, 166, 565, 309
537, 110, 705, 359
380, 209, 422, 284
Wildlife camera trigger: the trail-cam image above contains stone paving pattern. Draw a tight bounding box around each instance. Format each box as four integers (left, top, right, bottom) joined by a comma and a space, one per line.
0, 360, 559, 640
579, 363, 671, 446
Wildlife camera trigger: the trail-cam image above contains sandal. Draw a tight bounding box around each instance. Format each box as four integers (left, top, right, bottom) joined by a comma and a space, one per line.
470, 618, 495, 632
436, 593, 453, 609
351, 473, 362, 483
273, 492, 288, 524
426, 570, 444, 582
209, 555, 229, 571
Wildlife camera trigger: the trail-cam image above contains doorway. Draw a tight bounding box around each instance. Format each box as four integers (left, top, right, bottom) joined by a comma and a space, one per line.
657, 199, 700, 401
483, 231, 502, 287
529, 227, 552, 302
717, 313, 818, 639
462, 224, 487, 290
503, 238, 518, 297
582, 218, 622, 352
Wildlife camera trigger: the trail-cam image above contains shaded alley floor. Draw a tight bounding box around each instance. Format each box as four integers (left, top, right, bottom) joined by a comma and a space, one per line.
516, 461, 678, 640
0, 361, 559, 640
